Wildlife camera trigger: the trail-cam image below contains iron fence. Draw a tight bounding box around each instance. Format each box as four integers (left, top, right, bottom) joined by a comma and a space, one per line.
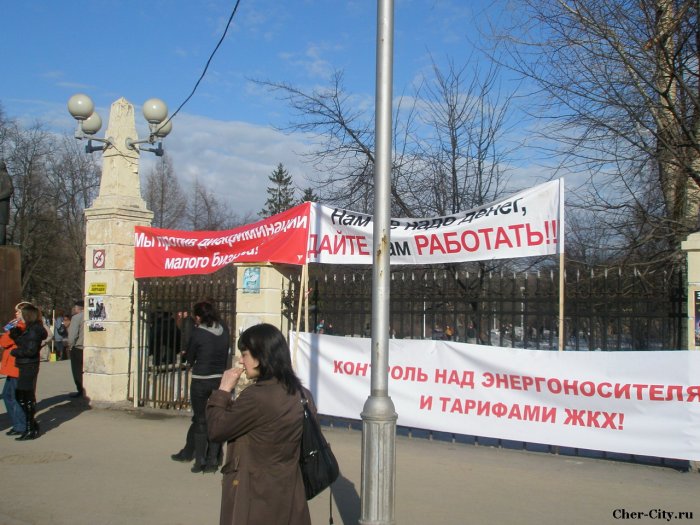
297, 264, 686, 351
133, 263, 686, 408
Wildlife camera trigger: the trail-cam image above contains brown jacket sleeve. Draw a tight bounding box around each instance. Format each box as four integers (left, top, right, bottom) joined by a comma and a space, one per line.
206, 386, 277, 443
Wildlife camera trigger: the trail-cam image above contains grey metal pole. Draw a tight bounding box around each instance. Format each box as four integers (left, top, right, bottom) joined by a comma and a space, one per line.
359, 1, 397, 524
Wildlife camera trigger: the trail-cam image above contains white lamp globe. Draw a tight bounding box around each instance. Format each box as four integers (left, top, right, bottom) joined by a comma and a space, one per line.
67, 94, 95, 121
153, 119, 172, 138
142, 98, 168, 124
81, 113, 102, 135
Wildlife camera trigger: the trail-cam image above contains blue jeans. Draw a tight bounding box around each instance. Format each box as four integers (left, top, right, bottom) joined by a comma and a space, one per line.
2, 377, 26, 432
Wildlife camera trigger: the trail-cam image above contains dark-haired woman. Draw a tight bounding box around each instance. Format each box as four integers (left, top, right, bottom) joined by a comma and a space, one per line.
175, 301, 230, 473
10, 304, 47, 440
207, 323, 313, 525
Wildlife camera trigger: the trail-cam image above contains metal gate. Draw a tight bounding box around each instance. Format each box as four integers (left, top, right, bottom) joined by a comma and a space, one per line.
133, 268, 237, 408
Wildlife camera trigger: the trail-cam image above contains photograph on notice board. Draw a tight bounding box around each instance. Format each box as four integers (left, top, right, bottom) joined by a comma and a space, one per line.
88, 296, 107, 331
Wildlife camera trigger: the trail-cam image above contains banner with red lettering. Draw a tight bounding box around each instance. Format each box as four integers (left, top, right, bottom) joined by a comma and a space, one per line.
134, 180, 563, 277
307, 179, 563, 265
134, 203, 310, 278
293, 332, 700, 460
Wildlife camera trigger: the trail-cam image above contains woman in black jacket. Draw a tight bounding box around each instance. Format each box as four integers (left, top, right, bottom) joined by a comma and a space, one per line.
10, 304, 47, 440
172, 301, 229, 473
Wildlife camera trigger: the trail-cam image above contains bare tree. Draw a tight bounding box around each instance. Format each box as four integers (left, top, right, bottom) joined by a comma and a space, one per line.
185, 180, 244, 230
45, 137, 100, 303
0, 104, 10, 154
3, 115, 99, 308
257, 57, 524, 337
144, 153, 187, 228
5, 120, 57, 302
411, 56, 517, 216
144, 155, 257, 231
256, 56, 517, 219
496, 0, 700, 263
256, 71, 415, 215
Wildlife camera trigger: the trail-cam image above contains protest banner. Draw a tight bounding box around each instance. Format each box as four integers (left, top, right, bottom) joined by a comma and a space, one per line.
307, 179, 563, 265
133, 203, 310, 278
134, 180, 563, 277
293, 332, 700, 461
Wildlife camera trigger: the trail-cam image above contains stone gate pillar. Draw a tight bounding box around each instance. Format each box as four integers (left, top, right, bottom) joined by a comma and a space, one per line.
83, 98, 153, 404
234, 263, 296, 339
682, 232, 699, 471
682, 232, 700, 351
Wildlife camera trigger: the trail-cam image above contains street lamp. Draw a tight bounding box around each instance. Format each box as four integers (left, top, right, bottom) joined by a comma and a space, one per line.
67, 94, 172, 156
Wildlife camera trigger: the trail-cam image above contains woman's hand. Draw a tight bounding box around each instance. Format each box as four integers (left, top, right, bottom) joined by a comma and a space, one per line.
219, 366, 245, 393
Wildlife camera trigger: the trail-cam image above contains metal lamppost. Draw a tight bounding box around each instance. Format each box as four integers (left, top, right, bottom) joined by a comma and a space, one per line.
360, 1, 397, 524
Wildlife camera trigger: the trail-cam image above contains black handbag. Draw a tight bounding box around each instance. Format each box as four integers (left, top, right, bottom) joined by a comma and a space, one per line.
299, 390, 340, 500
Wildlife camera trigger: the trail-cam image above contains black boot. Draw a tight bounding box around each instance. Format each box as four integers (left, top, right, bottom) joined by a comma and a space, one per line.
190, 431, 208, 473
171, 449, 193, 462
171, 424, 195, 462
16, 393, 39, 441
69, 388, 84, 398
204, 441, 221, 473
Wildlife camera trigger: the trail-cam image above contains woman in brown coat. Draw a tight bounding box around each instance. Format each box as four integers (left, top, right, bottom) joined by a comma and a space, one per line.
206, 323, 312, 525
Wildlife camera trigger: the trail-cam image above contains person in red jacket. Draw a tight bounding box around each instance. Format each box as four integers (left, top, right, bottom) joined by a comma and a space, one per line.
1, 302, 31, 436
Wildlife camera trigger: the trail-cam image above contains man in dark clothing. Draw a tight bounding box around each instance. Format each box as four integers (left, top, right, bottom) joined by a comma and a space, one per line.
177, 308, 196, 357
67, 300, 85, 397
149, 310, 180, 366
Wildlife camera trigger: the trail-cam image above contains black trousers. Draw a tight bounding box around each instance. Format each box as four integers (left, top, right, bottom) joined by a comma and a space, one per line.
15, 363, 39, 434
190, 377, 222, 466
70, 347, 84, 393
16, 362, 39, 392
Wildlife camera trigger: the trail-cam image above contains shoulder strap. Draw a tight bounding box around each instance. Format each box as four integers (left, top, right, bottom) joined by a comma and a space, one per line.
298, 389, 335, 524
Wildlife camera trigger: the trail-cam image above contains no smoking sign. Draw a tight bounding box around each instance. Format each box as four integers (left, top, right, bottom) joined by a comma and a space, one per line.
93, 249, 106, 269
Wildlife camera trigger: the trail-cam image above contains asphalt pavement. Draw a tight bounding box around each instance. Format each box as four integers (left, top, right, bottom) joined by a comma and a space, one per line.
0, 361, 699, 525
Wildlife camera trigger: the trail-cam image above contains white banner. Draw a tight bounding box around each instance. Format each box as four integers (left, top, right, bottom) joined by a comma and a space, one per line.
307, 179, 564, 265
293, 332, 700, 461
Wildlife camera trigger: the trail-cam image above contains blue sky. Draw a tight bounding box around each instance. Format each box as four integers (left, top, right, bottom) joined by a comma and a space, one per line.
1, 0, 531, 217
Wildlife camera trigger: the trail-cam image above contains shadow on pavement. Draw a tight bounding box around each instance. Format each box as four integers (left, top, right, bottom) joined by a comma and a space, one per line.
333, 474, 361, 524
0, 393, 91, 435
36, 394, 92, 434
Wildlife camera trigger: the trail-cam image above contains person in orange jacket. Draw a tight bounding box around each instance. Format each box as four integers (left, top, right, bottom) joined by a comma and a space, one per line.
1, 302, 31, 436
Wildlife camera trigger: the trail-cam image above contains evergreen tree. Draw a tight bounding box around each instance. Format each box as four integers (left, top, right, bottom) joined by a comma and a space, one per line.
260, 163, 296, 217
299, 187, 319, 204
